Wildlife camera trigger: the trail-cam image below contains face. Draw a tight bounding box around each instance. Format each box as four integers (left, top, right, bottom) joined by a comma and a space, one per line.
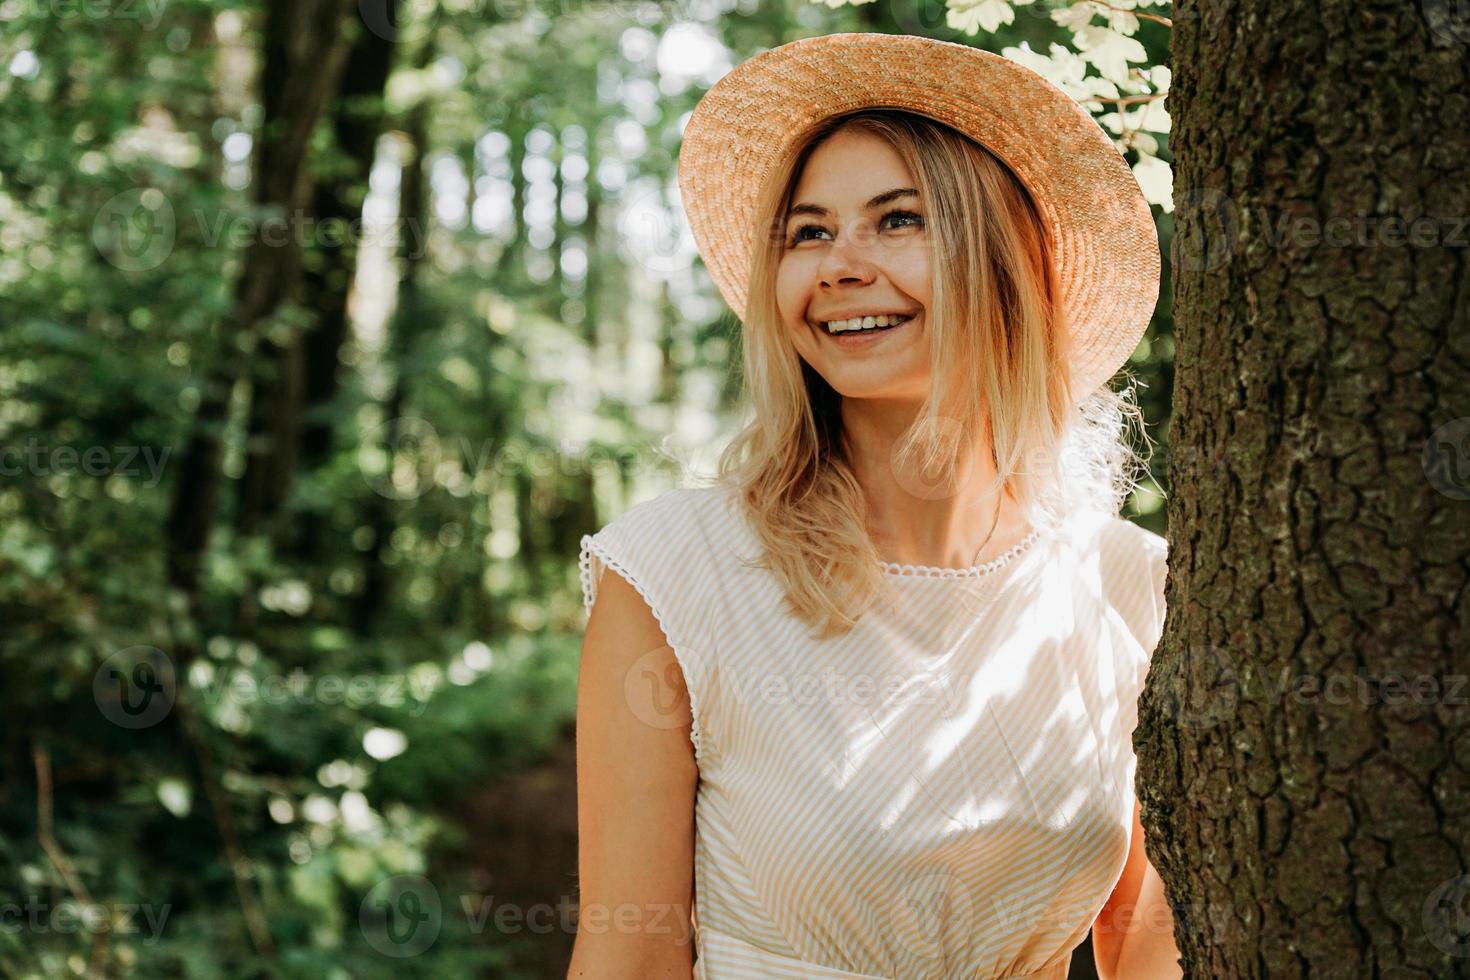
775, 128, 934, 403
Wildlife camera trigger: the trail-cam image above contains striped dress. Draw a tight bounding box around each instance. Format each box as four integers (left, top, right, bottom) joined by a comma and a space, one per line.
579, 480, 1168, 980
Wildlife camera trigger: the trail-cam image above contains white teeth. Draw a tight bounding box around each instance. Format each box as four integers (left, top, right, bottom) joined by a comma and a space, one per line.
822, 313, 913, 333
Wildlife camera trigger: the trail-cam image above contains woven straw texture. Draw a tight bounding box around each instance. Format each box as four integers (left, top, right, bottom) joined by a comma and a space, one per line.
676, 32, 1161, 401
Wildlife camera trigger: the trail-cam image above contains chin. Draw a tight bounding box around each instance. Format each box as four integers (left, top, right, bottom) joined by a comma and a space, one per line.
823, 369, 930, 403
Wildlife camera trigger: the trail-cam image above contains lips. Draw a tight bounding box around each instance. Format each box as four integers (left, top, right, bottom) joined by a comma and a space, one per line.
821, 313, 915, 335
812, 311, 921, 346
817, 312, 917, 339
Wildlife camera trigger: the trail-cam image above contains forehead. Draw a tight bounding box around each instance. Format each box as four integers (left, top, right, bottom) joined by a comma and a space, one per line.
790, 129, 914, 205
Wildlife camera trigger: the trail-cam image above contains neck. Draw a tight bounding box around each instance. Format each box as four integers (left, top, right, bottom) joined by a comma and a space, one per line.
838, 397, 1031, 568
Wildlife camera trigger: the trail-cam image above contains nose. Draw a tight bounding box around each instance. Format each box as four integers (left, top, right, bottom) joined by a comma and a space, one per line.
816, 234, 878, 290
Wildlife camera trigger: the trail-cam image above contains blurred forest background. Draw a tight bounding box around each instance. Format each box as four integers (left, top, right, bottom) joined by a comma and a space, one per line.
0, 0, 1173, 976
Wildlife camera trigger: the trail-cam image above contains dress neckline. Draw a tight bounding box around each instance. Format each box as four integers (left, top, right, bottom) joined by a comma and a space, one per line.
711, 480, 1056, 581
877, 525, 1045, 580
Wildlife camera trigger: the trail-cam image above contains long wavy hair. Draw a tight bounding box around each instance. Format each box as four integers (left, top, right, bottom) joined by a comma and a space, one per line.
713, 108, 1149, 640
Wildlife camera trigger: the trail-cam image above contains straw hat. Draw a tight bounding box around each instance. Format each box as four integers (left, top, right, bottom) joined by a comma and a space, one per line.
676, 32, 1161, 402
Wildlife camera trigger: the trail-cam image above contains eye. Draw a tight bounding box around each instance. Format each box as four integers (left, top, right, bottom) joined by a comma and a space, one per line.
785, 209, 925, 248
787, 222, 829, 246
882, 209, 924, 231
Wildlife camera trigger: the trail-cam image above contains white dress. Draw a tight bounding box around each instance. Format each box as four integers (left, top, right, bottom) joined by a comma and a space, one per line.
579, 480, 1168, 979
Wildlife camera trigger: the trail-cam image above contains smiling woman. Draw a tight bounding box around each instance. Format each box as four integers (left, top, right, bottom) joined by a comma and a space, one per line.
571, 31, 1179, 980
731, 107, 1129, 633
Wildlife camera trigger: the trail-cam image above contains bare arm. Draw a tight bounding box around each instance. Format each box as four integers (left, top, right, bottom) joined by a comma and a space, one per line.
566, 565, 699, 979
1092, 798, 1184, 980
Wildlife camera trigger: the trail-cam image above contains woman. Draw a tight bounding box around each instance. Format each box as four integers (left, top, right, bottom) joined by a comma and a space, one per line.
569, 32, 1183, 980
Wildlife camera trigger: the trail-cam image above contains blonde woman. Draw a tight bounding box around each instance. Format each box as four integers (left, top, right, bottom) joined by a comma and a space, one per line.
569, 33, 1184, 980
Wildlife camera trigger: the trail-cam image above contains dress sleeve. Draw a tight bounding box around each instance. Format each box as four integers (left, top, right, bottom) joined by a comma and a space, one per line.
578, 490, 716, 764
1137, 529, 1168, 689
1098, 518, 1169, 737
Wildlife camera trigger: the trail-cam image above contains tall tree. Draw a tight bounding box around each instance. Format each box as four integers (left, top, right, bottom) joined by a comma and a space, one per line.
267, 4, 402, 568
158, 0, 355, 959
1136, 2, 1470, 976
164, 0, 355, 605
356, 42, 434, 635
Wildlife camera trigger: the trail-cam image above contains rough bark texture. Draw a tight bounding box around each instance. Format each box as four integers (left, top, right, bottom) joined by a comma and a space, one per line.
1135, 1, 1470, 977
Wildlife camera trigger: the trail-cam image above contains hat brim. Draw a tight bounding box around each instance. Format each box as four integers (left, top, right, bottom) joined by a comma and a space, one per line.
676, 31, 1161, 402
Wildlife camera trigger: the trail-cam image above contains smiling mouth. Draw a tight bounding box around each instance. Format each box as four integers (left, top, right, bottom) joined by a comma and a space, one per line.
816, 313, 918, 336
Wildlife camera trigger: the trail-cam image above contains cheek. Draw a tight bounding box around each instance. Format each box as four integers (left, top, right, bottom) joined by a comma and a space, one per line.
890, 249, 931, 302
774, 261, 810, 320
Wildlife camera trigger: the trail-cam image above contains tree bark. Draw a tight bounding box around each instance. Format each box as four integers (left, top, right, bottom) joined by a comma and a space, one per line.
1135, 2, 1470, 977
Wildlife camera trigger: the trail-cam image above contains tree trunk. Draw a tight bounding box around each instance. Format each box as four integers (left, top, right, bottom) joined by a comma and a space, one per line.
1135, 2, 1470, 977
239, 8, 399, 556
287, 4, 400, 563
236, 333, 305, 545
164, 0, 354, 603
356, 79, 432, 635
582, 133, 603, 343
157, 0, 354, 959
493, 106, 529, 288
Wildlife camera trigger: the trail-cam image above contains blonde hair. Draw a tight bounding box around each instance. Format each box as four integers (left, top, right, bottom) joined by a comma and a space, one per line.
713, 109, 1149, 640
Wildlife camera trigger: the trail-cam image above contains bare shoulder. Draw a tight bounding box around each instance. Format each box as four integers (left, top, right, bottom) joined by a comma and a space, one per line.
580, 560, 694, 741
578, 480, 736, 751
584, 555, 673, 667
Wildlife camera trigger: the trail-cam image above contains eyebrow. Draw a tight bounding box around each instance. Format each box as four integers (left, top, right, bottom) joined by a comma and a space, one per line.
786, 187, 920, 219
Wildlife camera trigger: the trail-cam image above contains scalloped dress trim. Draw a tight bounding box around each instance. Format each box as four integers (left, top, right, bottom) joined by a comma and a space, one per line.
579, 533, 704, 763
878, 527, 1043, 579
